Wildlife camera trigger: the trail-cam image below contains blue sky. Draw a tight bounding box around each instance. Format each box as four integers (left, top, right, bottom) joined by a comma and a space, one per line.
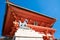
0, 0, 60, 38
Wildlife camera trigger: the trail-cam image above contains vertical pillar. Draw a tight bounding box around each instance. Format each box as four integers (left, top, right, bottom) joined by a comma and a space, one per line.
51, 31, 55, 40
10, 20, 19, 37
43, 29, 48, 40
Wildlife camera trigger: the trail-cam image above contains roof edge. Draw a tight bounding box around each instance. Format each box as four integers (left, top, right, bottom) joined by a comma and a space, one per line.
6, 1, 56, 21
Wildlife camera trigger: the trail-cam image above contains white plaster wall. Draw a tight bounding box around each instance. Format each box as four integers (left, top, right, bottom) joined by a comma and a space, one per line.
15, 38, 43, 40
14, 28, 44, 40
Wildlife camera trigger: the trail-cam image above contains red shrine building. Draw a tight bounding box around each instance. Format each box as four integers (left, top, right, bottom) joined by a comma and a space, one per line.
2, 0, 56, 40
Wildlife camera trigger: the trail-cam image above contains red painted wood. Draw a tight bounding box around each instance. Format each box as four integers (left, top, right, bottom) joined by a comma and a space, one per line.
2, 3, 56, 38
